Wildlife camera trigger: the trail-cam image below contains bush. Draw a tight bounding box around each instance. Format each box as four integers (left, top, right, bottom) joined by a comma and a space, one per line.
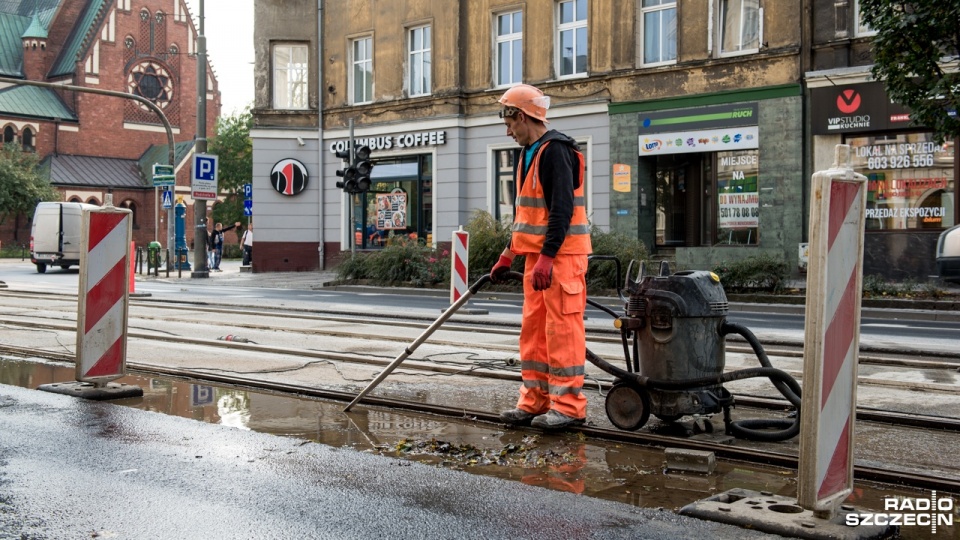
464, 209, 514, 280
586, 226, 649, 293
713, 253, 788, 293
336, 237, 450, 287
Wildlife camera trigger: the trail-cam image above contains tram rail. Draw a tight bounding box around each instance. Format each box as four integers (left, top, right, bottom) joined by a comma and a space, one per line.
2, 341, 958, 495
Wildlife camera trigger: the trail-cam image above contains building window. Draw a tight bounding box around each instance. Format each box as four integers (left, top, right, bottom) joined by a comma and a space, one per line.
495, 11, 523, 87
640, 0, 677, 66
127, 61, 174, 110
492, 140, 590, 224
21, 128, 34, 151
717, 0, 761, 56
408, 26, 431, 97
351, 37, 373, 104
848, 133, 956, 231
493, 148, 517, 223
853, 0, 876, 37
3, 125, 14, 144
272, 43, 308, 109
557, 0, 588, 77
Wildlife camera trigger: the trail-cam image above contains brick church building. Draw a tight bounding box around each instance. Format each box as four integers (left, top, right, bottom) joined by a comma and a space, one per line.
0, 0, 220, 249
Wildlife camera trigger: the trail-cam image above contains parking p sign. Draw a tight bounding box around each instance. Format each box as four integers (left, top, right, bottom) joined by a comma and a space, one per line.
191, 153, 219, 200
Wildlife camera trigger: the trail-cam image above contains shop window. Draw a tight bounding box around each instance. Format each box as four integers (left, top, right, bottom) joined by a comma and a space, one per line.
351, 36, 373, 105
353, 155, 432, 249
495, 10, 523, 87
639, 0, 677, 66
407, 26, 431, 97
557, 0, 588, 77
716, 149, 759, 245
848, 133, 956, 231
716, 0, 761, 56
272, 43, 308, 109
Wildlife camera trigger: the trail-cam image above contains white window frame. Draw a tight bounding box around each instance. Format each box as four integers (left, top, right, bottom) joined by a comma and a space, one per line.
407, 25, 432, 97
556, 0, 588, 79
494, 10, 523, 88
272, 43, 308, 110
853, 0, 876, 37
487, 136, 593, 224
639, 0, 677, 67
350, 36, 373, 105
716, 0, 762, 58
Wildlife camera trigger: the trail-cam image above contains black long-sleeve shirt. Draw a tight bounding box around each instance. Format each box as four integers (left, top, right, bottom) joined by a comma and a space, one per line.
514, 129, 581, 258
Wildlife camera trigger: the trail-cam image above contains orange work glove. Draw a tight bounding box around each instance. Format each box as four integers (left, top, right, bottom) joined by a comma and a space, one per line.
490, 254, 513, 283
531, 254, 554, 291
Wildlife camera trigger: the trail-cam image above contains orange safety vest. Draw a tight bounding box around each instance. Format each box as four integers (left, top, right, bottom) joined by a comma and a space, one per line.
511, 141, 592, 255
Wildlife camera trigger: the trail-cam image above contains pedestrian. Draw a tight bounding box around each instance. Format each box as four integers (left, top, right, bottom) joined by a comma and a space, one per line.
489, 84, 592, 431
241, 223, 253, 266
209, 221, 240, 272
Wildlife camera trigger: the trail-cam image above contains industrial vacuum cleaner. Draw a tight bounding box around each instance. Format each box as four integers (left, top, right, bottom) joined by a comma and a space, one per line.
584, 257, 802, 441
345, 257, 802, 442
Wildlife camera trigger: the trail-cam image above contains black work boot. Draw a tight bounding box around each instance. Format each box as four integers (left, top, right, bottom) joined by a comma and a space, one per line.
499, 408, 537, 426
530, 410, 585, 431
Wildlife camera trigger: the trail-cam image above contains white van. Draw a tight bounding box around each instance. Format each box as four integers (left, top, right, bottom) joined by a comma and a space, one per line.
29, 201, 99, 273
936, 224, 960, 284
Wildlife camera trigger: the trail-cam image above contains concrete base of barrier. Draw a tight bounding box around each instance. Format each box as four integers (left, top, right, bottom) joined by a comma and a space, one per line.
679, 488, 895, 539
38, 381, 144, 401
240, 265, 252, 273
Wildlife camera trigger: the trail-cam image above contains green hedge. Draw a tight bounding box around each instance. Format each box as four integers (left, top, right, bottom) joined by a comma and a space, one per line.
337, 210, 649, 294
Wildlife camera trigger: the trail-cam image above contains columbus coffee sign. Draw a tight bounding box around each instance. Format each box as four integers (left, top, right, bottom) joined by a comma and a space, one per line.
811, 82, 913, 135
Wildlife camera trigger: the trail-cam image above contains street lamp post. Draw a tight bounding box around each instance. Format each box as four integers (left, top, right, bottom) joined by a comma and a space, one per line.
191, 0, 209, 278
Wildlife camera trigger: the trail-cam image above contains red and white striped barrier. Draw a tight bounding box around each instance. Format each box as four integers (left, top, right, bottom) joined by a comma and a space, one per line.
450, 228, 469, 303
76, 205, 132, 382
798, 145, 867, 516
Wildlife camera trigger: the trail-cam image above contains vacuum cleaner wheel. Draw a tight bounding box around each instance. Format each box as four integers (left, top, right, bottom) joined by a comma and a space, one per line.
604, 382, 651, 431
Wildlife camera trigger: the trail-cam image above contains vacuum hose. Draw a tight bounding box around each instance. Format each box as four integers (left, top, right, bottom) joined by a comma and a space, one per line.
586, 321, 803, 442
718, 321, 801, 441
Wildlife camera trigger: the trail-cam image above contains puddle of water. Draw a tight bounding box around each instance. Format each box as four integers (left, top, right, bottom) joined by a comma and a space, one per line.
2, 356, 955, 538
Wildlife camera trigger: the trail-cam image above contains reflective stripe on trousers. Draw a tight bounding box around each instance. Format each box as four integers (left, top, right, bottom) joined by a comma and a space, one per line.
516, 252, 588, 419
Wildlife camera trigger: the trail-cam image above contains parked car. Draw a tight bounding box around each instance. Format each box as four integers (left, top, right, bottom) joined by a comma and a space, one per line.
29, 201, 98, 273
936, 224, 960, 283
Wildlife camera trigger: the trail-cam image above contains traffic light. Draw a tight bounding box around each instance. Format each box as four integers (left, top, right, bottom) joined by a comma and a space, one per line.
335, 144, 374, 194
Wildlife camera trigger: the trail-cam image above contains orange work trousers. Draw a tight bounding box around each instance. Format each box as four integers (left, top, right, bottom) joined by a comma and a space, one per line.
515, 252, 588, 419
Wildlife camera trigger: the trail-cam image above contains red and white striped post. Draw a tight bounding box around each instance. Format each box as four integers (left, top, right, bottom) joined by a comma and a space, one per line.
798, 144, 867, 517
450, 227, 469, 304
76, 202, 133, 382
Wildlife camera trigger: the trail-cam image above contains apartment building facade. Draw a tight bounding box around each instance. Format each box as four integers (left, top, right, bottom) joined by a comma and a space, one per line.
250, 0, 957, 280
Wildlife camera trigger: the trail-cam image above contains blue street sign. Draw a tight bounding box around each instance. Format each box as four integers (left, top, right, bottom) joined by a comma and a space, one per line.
192, 154, 218, 181
243, 183, 253, 199
161, 189, 173, 209
191, 385, 214, 407
243, 199, 253, 216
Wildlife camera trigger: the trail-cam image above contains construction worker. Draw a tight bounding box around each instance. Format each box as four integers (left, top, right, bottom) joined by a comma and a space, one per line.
490, 84, 592, 431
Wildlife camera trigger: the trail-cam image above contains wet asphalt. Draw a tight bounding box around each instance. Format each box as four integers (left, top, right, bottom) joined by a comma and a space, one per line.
0, 385, 786, 540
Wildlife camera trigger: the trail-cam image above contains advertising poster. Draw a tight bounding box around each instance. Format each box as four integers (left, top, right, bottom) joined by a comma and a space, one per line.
377, 188, 407, 230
